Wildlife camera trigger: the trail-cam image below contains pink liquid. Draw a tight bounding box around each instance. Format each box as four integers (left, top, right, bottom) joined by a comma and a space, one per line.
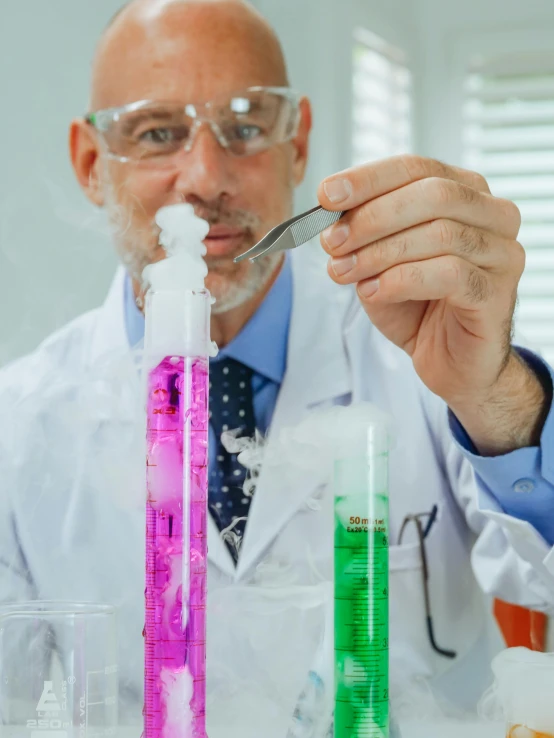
145, 356, 209, 738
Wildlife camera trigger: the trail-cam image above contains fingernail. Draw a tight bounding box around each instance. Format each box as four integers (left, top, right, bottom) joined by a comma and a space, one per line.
358, 279, 380, 298
324, 178, 352, 203
323, 223, 350, 250
331, 254, 357, 277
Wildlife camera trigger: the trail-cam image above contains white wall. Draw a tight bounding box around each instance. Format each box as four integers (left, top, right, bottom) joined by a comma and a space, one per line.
0, 1, 124, 366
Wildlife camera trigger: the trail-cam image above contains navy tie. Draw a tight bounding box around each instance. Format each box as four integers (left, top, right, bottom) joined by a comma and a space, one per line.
209, 358, 256, 564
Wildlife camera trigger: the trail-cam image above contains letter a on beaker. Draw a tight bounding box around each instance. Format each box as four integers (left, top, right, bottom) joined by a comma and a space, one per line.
37, 682, 61, 712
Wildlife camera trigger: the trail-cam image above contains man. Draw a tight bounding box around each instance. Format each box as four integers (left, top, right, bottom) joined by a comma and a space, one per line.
1, 0, 554, 729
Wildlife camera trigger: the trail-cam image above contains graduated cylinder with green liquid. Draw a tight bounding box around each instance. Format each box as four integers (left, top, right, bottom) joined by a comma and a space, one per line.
334, 419, 389, 738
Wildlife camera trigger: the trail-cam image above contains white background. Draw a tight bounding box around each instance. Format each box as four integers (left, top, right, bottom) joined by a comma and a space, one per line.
1, 0, 554, 364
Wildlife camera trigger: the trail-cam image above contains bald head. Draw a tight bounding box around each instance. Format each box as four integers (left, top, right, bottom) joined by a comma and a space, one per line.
91, 0, 289, 111
71, 0, 312, 328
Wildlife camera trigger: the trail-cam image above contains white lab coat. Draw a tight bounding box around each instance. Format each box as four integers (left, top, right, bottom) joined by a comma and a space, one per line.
1, 252, 554, 732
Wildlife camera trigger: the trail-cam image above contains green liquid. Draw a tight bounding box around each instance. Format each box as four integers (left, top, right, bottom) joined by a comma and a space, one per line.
334, 493, 389, 738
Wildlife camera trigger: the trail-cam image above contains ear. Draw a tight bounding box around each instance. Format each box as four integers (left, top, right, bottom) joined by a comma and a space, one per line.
291, 96, 312, 186
69, 118, 105, 207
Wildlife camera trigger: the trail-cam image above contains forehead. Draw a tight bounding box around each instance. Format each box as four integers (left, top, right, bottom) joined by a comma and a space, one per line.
94, 10, 282, 109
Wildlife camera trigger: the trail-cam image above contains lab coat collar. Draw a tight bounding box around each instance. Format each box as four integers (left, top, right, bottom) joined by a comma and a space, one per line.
82, 267, 142, 425
90, 266, 130, 365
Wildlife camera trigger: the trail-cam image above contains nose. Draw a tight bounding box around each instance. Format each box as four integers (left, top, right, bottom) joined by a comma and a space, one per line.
172, 122, 238, 203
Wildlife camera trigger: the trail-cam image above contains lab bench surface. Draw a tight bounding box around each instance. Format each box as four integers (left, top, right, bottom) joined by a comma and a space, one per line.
115, 723, 506, 738
398, 721, 504, 737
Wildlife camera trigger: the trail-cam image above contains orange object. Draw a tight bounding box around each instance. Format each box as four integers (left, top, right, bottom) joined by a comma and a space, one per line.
508, 727, 554, 737
493, 599, 548, 652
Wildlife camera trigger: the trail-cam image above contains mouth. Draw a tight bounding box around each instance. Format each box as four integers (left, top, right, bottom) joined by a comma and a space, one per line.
204, 225, 249, 258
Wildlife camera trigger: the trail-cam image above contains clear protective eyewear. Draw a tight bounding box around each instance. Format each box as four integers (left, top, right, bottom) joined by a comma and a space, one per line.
85, 86, 302, 167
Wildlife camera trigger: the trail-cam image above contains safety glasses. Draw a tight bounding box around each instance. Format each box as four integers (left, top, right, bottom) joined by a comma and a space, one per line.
85, 86, 301, 168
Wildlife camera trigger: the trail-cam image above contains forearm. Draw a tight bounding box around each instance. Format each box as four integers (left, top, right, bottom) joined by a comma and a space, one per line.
449, 350, 552, 456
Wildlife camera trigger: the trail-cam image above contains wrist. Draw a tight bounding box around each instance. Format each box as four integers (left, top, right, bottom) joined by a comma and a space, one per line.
449, 350, 551, 456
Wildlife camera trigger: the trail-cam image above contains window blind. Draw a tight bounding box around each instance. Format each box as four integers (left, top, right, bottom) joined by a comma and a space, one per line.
463, 53, 554, 364
352, 28, 412, 165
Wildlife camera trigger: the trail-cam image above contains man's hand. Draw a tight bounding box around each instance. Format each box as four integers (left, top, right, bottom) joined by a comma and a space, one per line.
318, 155, 549, 455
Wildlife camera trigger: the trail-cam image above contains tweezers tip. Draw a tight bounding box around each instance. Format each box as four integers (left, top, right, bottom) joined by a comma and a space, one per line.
233, 254, 249, 263
234, 244, 273, 263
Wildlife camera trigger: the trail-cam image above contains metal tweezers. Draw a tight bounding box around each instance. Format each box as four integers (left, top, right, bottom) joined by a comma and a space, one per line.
234, 205, 345, 263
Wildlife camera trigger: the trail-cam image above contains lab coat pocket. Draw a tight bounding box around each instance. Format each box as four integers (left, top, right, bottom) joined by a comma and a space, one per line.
388, 508, 485, 701
389, 540, 439, 691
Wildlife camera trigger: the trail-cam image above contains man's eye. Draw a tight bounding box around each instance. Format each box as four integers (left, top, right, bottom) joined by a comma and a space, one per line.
139, 127, 187, 145
234, 124, 263, 141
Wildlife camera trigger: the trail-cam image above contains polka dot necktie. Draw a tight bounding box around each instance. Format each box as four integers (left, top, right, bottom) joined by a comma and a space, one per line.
208, 358, 256, 564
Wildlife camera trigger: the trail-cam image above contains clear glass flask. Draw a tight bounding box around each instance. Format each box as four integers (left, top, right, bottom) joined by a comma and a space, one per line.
0, 602, 118, 738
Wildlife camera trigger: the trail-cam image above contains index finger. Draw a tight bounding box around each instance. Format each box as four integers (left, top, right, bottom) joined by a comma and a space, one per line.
318, 155, 491, 211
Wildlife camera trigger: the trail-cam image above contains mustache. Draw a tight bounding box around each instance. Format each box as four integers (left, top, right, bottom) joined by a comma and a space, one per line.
103, 177, 263, 236
190, 203, 262, 234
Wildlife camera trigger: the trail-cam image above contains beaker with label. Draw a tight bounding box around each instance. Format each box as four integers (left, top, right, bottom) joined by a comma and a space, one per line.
0, 602, 118, 738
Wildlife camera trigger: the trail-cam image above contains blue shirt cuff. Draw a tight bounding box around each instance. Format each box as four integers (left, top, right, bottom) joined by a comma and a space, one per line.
449, 348, 554, 545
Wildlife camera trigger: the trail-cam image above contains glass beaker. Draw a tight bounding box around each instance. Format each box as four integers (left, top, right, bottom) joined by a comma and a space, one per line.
490, 647, 554, 738
0, 602, 118, 738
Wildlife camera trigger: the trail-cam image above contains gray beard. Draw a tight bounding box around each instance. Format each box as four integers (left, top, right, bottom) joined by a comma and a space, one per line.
210, 251, 283, 314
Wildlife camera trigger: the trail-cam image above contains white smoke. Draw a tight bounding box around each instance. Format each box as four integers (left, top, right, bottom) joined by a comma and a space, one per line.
142, 204, 210, 292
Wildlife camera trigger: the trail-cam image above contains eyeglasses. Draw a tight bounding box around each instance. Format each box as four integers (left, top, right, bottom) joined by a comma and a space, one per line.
85, 86, 301, 168
398, 506, 457, 660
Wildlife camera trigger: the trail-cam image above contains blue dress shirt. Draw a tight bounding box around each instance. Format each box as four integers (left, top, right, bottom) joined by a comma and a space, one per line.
125, 267, 554, 546
449, 347, 554, 545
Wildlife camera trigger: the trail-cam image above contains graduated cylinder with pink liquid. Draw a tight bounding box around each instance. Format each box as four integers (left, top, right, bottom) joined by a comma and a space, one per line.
143, 215, 212, 738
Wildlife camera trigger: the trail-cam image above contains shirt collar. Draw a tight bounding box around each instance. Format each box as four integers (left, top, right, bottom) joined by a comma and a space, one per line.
124, 255, 292, 385
215, 255, 292, 384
